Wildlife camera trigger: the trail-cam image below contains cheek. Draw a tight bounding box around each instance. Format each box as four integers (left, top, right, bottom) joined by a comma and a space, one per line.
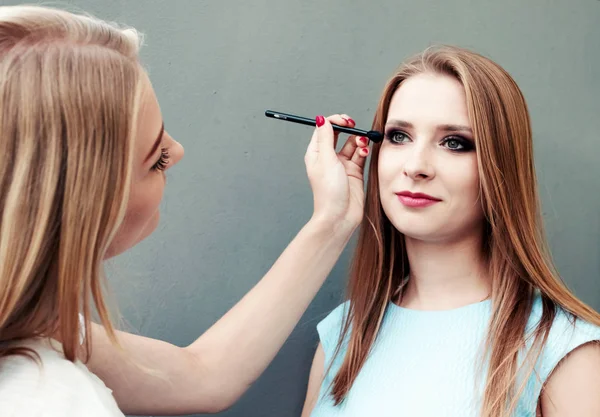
106, 175, 165, 257
444, 157, 484, 227
126, 181, 163, 227
447, 157, 480, 202
129, 174, 165, 225
377, 147, 399, 188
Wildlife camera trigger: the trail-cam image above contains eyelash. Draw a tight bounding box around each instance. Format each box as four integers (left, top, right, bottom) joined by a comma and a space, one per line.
384, 130, 475, 152
152, 148, 170, 171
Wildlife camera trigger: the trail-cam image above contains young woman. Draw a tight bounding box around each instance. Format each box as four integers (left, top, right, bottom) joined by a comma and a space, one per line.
0, 5, 369, 416
301, 45, 600, 417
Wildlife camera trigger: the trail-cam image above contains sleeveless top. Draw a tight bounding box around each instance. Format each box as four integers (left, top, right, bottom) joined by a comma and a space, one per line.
310, 294, 600, 417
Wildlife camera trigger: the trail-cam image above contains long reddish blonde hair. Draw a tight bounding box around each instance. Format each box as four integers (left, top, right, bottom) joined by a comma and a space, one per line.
329, 45, 600, 416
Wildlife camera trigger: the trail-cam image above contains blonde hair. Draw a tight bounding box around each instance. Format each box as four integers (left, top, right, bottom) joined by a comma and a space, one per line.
329, 45, 600, 416
0, 5, 144, 363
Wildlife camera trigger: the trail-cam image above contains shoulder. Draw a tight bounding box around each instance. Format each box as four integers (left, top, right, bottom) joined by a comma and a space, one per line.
317, 301, 350, 337
316, 301, 351, 363
510, 295, 600, 413
540, 339, 600, 415
523, 294, 600, 401
528, 295, 600, 379
0, 338, 121, 417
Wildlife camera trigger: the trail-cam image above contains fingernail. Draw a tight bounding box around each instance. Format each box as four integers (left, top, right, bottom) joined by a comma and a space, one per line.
348, 118, 356, 126
360, 137, 368, 144
362, 148, 369, 156
316, 115, 325, 127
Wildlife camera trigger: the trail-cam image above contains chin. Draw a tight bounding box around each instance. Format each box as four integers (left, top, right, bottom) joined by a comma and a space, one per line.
390, 218, 455, 243
395, 221, 485, 245
392, 216, 436, 234
398, 228, 447, 243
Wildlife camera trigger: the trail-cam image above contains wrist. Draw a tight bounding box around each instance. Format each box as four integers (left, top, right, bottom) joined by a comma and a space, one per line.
306, 214, 358, 242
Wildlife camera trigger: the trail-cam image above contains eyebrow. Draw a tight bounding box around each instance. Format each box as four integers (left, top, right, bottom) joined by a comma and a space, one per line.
144, 122, 165, 163
385, 119, 473, 134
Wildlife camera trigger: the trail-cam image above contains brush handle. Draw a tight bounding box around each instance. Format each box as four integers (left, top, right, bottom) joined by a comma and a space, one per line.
265, 110, 383, 143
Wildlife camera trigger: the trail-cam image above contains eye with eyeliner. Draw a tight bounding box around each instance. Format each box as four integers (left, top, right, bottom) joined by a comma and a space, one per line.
152, 148, 170, 171
385, 129, 411, 144
384, 128, 475, 153
440, 136, 475, 152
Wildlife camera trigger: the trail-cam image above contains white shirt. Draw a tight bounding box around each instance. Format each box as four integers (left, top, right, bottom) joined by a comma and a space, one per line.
0, 338, 124, 417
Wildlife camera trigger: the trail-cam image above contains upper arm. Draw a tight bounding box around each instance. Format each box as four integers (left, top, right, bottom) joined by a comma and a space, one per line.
301, 343, 325, 417
86, 323, 226, 415
540, 342, 600, 416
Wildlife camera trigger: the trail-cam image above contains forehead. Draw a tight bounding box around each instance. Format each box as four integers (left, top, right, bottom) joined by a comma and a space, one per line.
387, 73, 470, 126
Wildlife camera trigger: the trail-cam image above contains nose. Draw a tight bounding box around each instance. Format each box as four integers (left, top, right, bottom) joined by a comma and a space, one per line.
164, 131, 184, 169
403, 143, 434, 180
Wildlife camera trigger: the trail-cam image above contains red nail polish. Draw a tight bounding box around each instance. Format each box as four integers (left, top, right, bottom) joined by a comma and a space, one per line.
362, 148, 369, 156
360, 137, 368, 144
316, 115, 325, 127
348, 118, 356, 126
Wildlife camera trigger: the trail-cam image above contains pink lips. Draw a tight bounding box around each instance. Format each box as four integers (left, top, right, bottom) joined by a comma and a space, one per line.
396, 191, 441, 208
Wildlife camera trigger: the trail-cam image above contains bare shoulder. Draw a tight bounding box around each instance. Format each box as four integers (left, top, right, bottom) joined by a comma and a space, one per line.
540, 341, 600, 416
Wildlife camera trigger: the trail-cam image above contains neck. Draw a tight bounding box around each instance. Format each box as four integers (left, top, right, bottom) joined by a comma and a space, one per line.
399, 229, 490, 310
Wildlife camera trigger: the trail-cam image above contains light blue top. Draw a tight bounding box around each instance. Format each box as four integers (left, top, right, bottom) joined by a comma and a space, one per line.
310, 294, 600, 417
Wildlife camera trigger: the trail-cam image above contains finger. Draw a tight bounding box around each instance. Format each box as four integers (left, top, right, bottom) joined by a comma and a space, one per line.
339, 135, 368, 160
340, 114, 356, 127
350, 144, 369, 169
326, 114, 354, 149
327, 114, 354, 127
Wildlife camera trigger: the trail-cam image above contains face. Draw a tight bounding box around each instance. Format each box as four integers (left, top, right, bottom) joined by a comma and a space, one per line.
106, 72, 184, 258
378, 73, 484, 244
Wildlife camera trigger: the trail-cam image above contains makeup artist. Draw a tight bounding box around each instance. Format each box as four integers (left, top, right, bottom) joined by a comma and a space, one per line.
0, 5, 370, 416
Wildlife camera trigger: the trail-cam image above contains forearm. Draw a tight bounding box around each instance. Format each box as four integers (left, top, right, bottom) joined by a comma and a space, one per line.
89, 117, 365, 415
89, 219, 354, 415
185, 218, 353, 406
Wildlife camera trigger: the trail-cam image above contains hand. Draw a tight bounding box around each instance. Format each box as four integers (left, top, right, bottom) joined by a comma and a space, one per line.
304, 114, 370, 233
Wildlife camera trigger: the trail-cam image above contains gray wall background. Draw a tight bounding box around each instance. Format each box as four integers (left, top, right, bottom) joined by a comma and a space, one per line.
4, 0, 599, 416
